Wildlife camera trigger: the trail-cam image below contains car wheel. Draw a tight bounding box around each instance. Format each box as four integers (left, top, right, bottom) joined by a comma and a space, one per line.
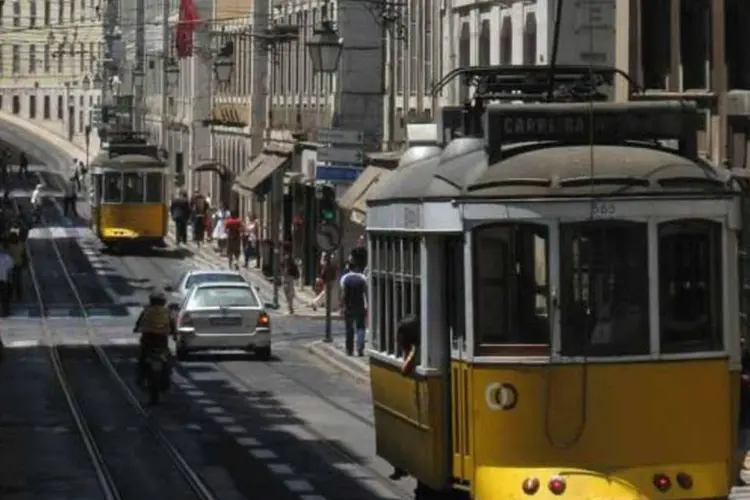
255, 346, 271, 360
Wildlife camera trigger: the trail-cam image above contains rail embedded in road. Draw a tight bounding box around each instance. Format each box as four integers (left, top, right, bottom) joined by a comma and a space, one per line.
25, 214, 218, 500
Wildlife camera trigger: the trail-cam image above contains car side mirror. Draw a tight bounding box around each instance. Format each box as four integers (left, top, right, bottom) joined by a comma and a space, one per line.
164, 285, 174, 292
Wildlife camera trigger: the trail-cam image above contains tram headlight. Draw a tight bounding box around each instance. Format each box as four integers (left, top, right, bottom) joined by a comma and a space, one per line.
652, 473, 671, 492
548, 476, 566, 495
676, 472, 693, 489
521, 477, 540, 495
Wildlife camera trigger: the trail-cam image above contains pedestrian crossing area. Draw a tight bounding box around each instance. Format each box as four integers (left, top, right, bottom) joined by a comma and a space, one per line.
27, 226, 95, 239
6, 304, 141, 318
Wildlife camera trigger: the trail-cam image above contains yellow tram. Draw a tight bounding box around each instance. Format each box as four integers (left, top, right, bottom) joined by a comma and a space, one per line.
89, 132, 169, 250
365, 66, 746, 499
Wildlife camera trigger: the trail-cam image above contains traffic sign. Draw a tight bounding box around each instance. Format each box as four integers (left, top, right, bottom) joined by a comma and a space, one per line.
316, 223, 341, 251
318, 128, 364, 145
315, 164, 364, 183
317, 147, 365, 165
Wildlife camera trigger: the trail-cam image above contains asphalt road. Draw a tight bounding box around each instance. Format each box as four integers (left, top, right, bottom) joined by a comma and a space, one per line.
0, 169, 412, 500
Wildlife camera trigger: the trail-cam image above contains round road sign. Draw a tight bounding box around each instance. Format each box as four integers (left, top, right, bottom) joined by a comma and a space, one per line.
316, 223, 341, 252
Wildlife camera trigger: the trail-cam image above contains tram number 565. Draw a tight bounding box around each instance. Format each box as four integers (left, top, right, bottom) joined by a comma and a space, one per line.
591, 201, 616, 218
485, 382, 519, 411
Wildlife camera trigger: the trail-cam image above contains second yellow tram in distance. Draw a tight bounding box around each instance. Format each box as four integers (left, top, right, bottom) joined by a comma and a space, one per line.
89, 133, 169, 251
364, 66, 747, 500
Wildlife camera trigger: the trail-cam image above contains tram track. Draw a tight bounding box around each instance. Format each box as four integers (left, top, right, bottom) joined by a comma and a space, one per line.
211, 363, 415, 500
23, 210, 219, 500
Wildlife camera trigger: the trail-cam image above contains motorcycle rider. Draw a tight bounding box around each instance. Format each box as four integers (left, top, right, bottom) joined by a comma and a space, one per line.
133, 289, 176, 388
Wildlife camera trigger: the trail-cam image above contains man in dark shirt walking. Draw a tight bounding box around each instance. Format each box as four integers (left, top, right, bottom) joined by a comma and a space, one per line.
340, 263, 368, 356
170, 190, 190, 245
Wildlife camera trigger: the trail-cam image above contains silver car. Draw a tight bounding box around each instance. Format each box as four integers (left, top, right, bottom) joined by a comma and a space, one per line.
166, 270, 249, 308
175, 282, 272, 360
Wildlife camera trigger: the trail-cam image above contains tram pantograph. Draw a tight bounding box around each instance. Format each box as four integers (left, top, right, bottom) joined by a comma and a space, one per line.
365, 65, 747, 499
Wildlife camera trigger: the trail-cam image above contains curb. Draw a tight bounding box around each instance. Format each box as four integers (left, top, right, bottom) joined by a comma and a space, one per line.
307, 340, 370, 384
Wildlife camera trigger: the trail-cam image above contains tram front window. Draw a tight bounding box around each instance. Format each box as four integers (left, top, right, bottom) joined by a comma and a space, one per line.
560, 221, 649, 357
123, 172, 144, 203
472, 223, 550, 355
659, 219, 723, 353
102, 173, 122, 203
145, 173, 163, 203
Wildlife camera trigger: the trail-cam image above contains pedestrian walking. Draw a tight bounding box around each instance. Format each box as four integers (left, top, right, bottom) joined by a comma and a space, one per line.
30, 183, 43, 223
5, 229, 26, 302
310, 252, 337, 311
223, 210, 244, 269
190, 190, 208, 247
0, 242, 13, 316
170, 190, 190, 245
63, 179, 77, 217
18, 152, 28, 179
340, 263, 368, 356
282, 249, 300, 315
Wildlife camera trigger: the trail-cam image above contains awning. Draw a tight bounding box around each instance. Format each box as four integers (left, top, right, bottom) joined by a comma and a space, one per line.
338, 166, 390, 211
232, 154, 288, 193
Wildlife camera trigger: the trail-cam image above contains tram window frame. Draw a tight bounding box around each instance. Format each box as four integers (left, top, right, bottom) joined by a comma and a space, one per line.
92, 174, 101, 204
102, 172, 123, 203
472, 223, 551, 356
658, 219, 723, 354
445, 236, 466, 352
369, 233, 422, 359
144, 172, 163, 203
559, 220, 650, 357
122, 172, 144, 203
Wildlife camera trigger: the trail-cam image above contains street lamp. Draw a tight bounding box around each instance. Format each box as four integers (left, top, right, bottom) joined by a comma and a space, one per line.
132, 66, 145, 88
213, 55, 234, 85
306, 20, 343, 73
166, 58, 180, 88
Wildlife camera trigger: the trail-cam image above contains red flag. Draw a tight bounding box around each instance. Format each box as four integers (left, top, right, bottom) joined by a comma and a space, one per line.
175, 0, 199, 58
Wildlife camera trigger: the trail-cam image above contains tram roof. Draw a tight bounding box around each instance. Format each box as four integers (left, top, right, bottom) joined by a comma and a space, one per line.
367, 141, 737, 204
91, 153, 167, 170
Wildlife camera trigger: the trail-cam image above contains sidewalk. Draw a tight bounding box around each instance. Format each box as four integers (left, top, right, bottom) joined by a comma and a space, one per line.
164, 225, 332, 318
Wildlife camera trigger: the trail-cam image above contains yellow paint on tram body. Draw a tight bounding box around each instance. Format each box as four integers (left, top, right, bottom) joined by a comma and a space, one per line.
97, 204, 167, 241
371, 357, 737, 499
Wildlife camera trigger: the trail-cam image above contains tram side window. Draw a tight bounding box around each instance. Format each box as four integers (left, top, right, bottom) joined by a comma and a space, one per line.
560, 221, 649, 357
145, 173, 163, 203
92, 174, 101, 203
102, 173, 122, 202
370, 234, 421, 358
473, 223, 550, 356
123, 172, 144, 203
659, 219, 723, 353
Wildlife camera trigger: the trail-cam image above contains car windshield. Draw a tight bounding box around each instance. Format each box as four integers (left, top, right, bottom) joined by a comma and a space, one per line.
190, 286, 259, 308
184, 273, 245, 291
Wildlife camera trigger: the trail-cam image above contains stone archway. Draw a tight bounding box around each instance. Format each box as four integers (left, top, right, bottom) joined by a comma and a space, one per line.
0, 110, 83, 168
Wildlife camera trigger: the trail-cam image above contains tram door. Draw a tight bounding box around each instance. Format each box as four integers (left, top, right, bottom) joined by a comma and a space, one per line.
445, 236, 472, 483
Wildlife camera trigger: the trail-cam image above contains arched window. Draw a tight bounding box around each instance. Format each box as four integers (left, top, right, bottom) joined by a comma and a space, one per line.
478, 20, 490, 66
523, 13, 537, 65
500, 16, 513, 64
458, 22, 470, 101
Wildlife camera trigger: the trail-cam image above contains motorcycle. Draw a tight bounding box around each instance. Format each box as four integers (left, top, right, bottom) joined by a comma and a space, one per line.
143, 346, 172, 405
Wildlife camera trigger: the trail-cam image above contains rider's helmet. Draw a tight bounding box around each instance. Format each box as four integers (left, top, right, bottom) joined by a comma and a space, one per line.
148, 289, 167, 307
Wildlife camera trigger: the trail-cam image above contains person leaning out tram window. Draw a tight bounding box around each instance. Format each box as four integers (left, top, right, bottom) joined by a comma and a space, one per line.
133, 290, 176, 386
388, 314, 422, 481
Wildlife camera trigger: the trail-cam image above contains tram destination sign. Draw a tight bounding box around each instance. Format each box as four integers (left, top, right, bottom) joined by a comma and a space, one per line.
483, 105, 696, 144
